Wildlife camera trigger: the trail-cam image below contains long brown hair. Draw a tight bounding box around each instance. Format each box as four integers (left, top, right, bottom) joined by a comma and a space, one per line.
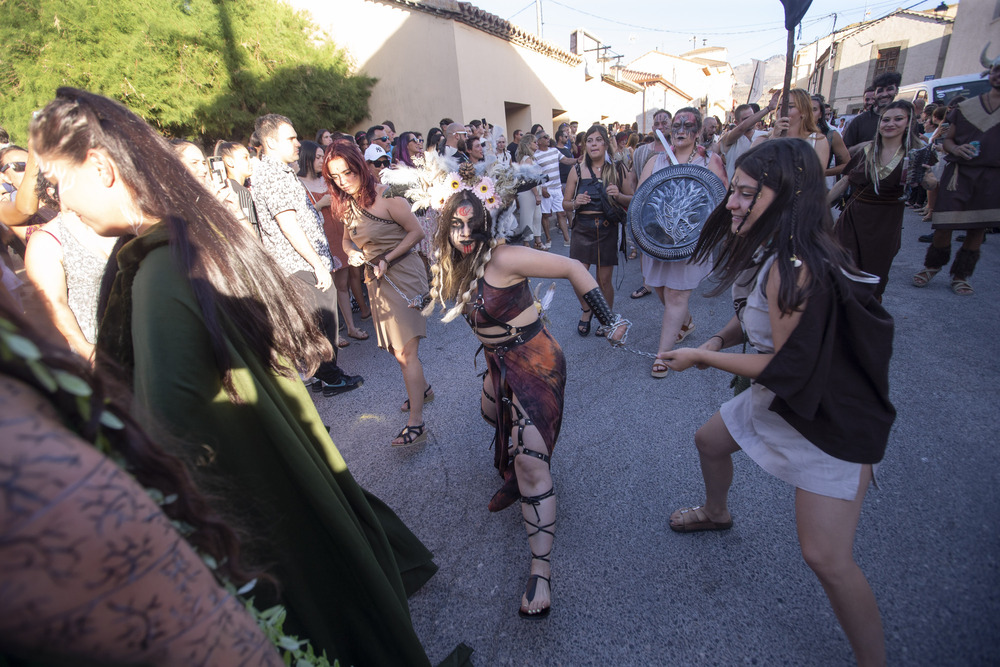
691, 138, 856, 315
30, 88, 330, 398
424, 191, 498, 323
516, 133, 536, 163
324, 138, 377, 223
787, 89, 820, 136
583, 125, 623, 190
863, 100, 919, 191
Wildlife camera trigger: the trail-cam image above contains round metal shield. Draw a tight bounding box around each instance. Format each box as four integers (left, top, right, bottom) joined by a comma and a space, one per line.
627, 163, 726, 261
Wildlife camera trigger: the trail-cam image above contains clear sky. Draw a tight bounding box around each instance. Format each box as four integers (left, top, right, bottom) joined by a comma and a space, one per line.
469, 0, 949, 66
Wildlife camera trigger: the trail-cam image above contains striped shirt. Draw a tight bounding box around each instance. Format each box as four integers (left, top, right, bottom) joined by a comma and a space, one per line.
535, 147, 561, 191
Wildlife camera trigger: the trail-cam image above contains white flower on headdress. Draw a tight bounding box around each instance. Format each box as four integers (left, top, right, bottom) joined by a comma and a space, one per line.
429, 182, 453, 210
446, 172, 462, 191
474, 177, 498, 208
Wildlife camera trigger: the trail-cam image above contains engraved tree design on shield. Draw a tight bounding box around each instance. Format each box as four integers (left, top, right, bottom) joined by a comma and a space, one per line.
643, 179, 712, 246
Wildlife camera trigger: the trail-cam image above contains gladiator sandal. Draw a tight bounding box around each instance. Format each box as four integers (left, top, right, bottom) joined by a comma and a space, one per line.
504, 401, 554, 619
519, 487, 555, 620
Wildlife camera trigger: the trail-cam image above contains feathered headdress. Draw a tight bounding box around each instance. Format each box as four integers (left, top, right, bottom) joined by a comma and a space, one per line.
380, 150, 545, 239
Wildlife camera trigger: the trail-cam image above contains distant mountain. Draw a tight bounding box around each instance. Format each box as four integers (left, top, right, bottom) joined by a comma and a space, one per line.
733, 54, 785, 85
732, 54, 786, 106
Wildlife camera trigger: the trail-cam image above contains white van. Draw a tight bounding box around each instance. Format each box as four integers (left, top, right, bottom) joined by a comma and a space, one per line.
897, 72, 991, 107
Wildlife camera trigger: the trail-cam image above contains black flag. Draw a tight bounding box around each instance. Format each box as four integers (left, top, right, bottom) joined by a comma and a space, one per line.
780, 0, 813, 30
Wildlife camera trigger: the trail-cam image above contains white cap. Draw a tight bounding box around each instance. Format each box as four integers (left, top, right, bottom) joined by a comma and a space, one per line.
364, 144, 388, 162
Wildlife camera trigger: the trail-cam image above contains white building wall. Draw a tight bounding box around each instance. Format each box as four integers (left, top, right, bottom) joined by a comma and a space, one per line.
628, 51, 734, 118
942, 1, 1000, 77
293, 0, 642, 137
830, 13, 952, 113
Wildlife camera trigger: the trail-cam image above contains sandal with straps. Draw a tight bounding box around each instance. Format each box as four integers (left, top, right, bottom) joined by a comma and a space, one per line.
519, 487, 555, 619
912, 267, 940, 287
676, 318, 696, 343
401, 385, 434, 412
630, 285, 651, 299
669, 505, 733, 533
519, 574, 551, 619
391, 423, 427, 447
577, 308, 592, 336
951, 278, 974, 295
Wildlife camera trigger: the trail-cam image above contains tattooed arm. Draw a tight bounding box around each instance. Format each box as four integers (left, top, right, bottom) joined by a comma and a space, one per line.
0, 375, 282, 667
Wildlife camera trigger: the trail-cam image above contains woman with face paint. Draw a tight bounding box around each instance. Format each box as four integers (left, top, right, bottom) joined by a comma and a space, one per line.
636, 107, 727, 379
425, 186, 628, 621
29, 89, 445, 666
828, 100, 923, 300
324, 140, 433, 447
660, 139, 894, 667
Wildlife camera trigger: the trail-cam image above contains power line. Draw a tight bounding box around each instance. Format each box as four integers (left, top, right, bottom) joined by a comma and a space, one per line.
529, 0, 933, 38
508, 0, 536, 21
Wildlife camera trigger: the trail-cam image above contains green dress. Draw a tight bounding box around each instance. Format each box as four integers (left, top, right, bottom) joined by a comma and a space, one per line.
97, 227, 467, 667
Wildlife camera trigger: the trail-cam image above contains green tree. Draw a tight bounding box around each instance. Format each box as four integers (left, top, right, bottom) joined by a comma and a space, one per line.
0, 0, 374, 143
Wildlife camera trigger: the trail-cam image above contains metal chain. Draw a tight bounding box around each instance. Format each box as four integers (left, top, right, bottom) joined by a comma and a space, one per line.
364, 260, 425, 309
615, 343, 660, 359
599, 317, 661, 359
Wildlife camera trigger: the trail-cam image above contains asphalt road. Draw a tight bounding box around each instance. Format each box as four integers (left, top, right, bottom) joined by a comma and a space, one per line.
315, 207, 999, 666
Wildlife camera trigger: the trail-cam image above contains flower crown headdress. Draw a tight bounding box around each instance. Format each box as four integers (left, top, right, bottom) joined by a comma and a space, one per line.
381, 150, 545, 239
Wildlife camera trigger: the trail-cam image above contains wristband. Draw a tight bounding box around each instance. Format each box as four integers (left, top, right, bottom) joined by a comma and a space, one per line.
582, 288, 616, 327
709, 334, 725, 347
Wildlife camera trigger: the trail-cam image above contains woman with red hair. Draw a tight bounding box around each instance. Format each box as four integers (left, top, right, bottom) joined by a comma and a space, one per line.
324, 141, 432, 446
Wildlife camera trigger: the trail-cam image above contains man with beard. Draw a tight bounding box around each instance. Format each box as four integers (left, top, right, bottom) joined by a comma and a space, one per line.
443, 122, 470, 163
913, 51, 1000, 296
699, 116, 720, 152
844, 73, 901, 148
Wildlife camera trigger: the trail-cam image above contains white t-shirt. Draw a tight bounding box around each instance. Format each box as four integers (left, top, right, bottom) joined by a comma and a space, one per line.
724, 134, 754, 181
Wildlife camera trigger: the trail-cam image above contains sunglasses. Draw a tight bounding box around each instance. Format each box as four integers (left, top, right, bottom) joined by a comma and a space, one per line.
371, 158, 391, 167
0, 161, 26, 174
374, 135, 389, 142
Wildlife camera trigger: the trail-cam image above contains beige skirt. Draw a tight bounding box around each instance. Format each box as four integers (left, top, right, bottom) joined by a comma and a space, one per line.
720, 382, 877, 501
368, 252, 428, 352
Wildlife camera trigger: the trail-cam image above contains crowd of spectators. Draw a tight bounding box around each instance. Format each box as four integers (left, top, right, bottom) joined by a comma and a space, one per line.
0, 57, 995, 664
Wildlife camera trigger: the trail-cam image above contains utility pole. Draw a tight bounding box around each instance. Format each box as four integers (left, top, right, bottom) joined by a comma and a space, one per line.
536, 0, 543, 39
691, 35, 696, 50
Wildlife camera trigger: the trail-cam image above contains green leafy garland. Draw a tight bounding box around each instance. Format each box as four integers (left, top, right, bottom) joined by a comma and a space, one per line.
0, 317, 337, 666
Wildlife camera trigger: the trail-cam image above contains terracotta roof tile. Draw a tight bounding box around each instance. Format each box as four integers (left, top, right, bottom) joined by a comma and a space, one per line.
381, 0, 583, 65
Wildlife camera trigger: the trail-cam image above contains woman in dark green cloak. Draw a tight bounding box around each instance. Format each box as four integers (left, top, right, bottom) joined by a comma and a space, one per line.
30, 88, 470, 667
